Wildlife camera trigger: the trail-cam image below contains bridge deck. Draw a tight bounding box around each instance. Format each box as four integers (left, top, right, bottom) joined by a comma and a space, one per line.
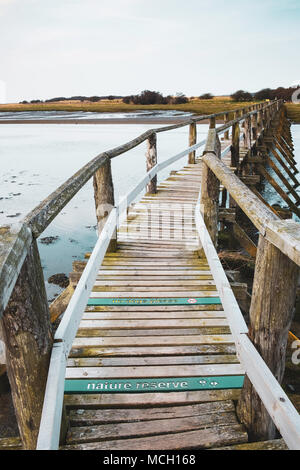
62, 148, 250, 450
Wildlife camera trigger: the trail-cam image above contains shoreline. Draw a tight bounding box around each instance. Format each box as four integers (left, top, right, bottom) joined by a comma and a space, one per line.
0, 117, 219, 125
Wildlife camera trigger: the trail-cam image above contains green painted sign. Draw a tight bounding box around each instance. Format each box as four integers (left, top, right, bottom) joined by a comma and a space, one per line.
87, 297, 222, 306
64, 376, 244, 394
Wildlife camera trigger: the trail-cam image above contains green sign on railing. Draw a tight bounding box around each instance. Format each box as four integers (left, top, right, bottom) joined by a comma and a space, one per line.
64, 376, 244, 394
87, 297, 222, 306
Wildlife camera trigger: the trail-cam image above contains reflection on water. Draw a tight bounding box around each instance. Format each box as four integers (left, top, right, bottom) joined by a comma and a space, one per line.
0, 121, 208, 301
0, 110, 193, 121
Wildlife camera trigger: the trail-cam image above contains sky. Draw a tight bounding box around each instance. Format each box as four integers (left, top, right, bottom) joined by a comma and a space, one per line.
0, 0, 299, 103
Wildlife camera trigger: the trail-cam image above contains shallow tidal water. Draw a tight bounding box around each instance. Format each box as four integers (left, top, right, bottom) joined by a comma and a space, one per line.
0, 115, 208, 300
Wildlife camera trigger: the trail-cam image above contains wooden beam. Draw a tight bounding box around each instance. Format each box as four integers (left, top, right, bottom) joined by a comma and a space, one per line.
201, 131, 221, 246
146, 133, 158, 193
188, 123, 197, 164
93, 158, 117, 252
232, 222, 257, 258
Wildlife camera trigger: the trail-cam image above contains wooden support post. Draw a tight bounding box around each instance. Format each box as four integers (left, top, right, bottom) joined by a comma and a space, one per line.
0, 239, 53, 449
251, 113, 258, 142
243, 116, 251, 149
188, 123, 197, 164
231, 120, 240, 171
145, 133, 157, 193
237, 234, 299, 441
200, 131, 221, 247
209, 116, 216, 129
257, 110, 263, 135
224, 114, 229, 140
93, 157, 117, 252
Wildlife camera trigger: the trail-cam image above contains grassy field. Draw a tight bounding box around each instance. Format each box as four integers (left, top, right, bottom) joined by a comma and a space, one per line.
0, 97, 262, 117
285, 103, 300, 123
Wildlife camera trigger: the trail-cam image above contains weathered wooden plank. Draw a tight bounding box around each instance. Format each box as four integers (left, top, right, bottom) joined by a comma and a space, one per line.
65, 363, 244, 379
69, 344, 236, 358
64, 388, 241, 409
89, 292, 220, 300
66, 411, 239, 444
76, 327, 230, 337
214, 439, 288, 450
78, 318, 228, 329
61, 424, 248, 450
92, 286, 217, 293
67, 355, 238, 368
71, 334, 234, 347
82, 310, 226, 320
93, 280, 215, 287
69, 400, 235, 425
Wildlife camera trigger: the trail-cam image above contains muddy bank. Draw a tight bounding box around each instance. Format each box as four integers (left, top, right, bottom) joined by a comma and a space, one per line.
0, 118, 220, 125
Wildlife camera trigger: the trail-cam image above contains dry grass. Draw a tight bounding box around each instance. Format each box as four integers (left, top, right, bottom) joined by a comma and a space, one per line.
0, 97, 261, 116
285, 103, 300, 123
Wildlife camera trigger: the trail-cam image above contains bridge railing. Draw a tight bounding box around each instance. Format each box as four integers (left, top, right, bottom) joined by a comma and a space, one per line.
199, 102, 300, 448
0, 99, 288, 449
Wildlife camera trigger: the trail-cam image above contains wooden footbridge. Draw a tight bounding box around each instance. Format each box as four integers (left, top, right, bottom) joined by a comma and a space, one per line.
0, 100, 300, 450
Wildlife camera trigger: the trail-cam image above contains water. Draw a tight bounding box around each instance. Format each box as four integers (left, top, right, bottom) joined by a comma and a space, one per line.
0, 110, 193, 121
0, 116, 208, 301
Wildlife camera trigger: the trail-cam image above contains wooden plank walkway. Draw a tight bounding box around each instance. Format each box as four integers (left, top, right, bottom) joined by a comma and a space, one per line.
61, 146, 250, 450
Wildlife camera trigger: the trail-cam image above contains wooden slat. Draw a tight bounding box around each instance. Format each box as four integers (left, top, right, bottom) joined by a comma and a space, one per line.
61, 424, 248, 450
71, 334, 234, 347
78, 319, 228, 329
66, 411, 239, 444
68, 400, 236, 425
69, 344, 237, 358
67, 355, 239, 368
89, 291, 221, 298
64, 388, 241, 408
81, 311, 226, 319
65, 363, 244, 379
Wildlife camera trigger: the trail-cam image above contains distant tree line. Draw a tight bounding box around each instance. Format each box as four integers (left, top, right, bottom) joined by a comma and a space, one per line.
230, 86, 299, 102
122, 90, 188, 105
19, 95, 123, 104
19, 85, 299, 105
